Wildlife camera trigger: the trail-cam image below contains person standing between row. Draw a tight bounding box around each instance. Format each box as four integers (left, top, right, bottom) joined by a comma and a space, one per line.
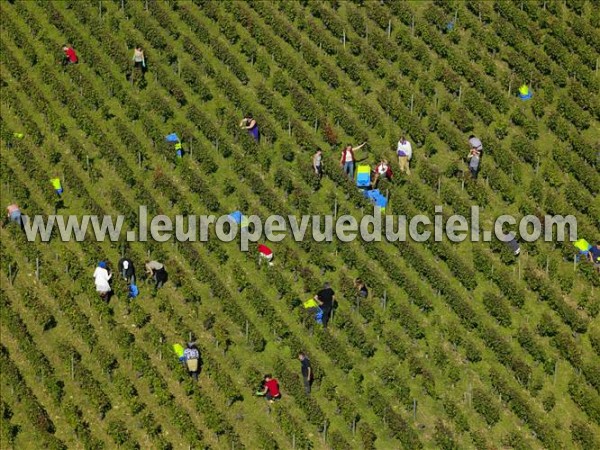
467, 135, 483, 179
298, 352, 313, 395
240, 114, 260, 143
314, 282, 336, 329
397, 136, 412, 175
339, 142, 367, 180
131, 45, 146, 86
313, 149, 323, 179
93, 261, 112, 301
184, 342, 200, 381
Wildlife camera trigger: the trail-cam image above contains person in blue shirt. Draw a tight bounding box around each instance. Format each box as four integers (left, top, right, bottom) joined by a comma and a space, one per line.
588, 241, 600, 272
128, 283, 139, 299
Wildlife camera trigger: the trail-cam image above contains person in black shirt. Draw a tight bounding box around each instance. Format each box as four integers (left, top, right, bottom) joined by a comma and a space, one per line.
298, 352, 312, 394
315, 282, 335, 328
118, 257, 136, 284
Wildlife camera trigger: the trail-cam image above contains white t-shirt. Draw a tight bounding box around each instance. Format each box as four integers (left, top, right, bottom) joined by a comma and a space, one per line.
397, 140, 412, 159
377, 163, 389, 175
344, 149, 354, 162
93, 267, 112, 292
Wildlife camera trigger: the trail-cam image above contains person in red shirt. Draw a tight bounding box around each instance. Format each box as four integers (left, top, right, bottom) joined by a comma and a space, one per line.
259, 374, 281, 403
62, 45, 78, 65
258, 244, 273, 266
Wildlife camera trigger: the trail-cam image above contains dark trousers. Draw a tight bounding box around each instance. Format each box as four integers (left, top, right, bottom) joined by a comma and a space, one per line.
470, 166, 479, 179
265, 392, 281, 401
303, 375, 311, 394
321, 307, 332, 328
154, 268, 168, 288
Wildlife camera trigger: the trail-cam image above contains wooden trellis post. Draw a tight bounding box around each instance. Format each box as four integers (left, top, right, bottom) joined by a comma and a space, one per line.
342, 30, 346, 48
387, 20, 391, 38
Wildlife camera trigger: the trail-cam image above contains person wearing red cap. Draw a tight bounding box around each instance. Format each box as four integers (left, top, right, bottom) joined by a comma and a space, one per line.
258, 244, 273, 266
62, 45, 78, 65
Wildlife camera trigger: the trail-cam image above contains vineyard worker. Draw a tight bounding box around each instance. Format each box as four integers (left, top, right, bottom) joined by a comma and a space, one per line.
6, 203, 22, 226
314, 282, 336, 329
93, 261, 112, 301
127, 283, 139, 300
259, 374, 281, 403
184, 342, 200, 381
258, 243, 274, 266
50, 178, 63, 197
118, 257, 136, 284
145, 260, 168, 289
354, 278, 368, 298
467, 135, 483, 179
62, 45, 78, 65
588, 242, 600, 272
372, 159, 392, 187
298, 353, 312, 395
240, 113, 260, 143
340, 142, 367, 180
313, 149, 323, 179
132, 46, 146, 70
397, 136, 412, 175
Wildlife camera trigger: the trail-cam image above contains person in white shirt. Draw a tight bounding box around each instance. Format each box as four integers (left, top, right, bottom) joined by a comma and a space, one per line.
183, 342, 200, 381
93, 261, 112, 301
467, 135, 483, 179
372, 159, 392, 187
397, 136, 412, 175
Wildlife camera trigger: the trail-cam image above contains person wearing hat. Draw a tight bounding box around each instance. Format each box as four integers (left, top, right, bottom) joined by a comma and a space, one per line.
93, 261, 112, 301
118, 257, 136, 284
183, 342, 200, 381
